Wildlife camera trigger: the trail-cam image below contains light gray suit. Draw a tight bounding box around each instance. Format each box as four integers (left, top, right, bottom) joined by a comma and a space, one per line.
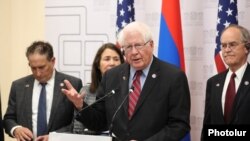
4, 71, 82, 137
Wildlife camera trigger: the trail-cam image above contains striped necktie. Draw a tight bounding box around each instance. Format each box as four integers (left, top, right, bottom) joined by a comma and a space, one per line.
128, 70, 142, 119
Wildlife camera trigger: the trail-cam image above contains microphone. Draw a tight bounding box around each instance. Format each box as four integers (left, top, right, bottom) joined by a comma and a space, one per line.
71, 88, 116, 133
78, 89, 116, 114
109, 86, 134, 137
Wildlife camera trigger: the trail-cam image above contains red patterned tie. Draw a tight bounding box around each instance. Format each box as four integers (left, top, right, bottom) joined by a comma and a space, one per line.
224, 73, 236, 124
128, 70, 142, 119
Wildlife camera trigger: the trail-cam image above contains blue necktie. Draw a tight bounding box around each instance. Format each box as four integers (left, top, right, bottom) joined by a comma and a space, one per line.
37, 83, 47, 136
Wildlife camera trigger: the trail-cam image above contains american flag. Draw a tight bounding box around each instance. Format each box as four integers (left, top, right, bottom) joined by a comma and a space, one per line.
215, 0, 238, 73
116, 0, 135, 35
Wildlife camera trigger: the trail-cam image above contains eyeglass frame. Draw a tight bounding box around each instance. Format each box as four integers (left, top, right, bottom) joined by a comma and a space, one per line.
220, 41, 246, 50
122, 40, 151, 53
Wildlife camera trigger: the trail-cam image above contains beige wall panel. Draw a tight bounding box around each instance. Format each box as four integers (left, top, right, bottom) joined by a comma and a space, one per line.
0, 1, 44, 141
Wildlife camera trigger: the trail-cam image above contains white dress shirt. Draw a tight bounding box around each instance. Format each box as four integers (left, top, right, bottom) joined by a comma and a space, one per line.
221, 62, 247, 114
32, 70, 55, 137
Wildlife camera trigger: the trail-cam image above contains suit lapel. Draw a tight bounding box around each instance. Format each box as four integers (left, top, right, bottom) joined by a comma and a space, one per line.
24, 77, 35, 130
131, 57, 159, 119
231, 64, 250, 122
120, 64, 130, 118
47, 71, 64, 129
214, 71, 228, 122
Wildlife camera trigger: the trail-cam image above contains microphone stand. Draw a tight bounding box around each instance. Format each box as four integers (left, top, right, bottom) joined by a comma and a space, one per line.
109, 87, 134, 137
71, 89, 116, 133
77, 89, 116, 114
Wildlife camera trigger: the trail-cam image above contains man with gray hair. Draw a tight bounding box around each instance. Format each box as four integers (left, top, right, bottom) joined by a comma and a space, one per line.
63, 21, 190, 141
202, 24, 250, 140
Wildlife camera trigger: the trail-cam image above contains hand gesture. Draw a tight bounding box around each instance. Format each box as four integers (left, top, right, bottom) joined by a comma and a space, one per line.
61, 79, 85, 110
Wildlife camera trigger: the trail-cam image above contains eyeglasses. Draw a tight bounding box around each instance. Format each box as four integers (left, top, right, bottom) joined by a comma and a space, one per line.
123, 40, 151, 53
221, 41, 245, 50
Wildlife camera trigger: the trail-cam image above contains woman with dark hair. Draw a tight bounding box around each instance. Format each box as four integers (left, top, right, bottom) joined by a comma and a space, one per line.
73, 42, 124, 134
89, 43, 124, 94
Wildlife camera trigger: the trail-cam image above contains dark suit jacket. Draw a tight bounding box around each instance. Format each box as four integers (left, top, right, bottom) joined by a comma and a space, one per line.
79, 57, 190, 141
4, 71, 82, 137
202, 64, 250, 139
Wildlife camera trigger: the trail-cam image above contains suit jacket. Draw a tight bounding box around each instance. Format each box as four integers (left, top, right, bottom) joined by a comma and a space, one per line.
79, 57, 190, 141
4, 71, 82, 137
201, 64, 250, 139
203, 64, 250, 125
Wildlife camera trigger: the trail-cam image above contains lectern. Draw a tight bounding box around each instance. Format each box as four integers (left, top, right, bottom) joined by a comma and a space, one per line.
49, 132, 112, 141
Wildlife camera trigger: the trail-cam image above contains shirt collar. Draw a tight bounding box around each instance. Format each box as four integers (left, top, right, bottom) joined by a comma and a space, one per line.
228, 62, 248, 80
130, 56, 153, 78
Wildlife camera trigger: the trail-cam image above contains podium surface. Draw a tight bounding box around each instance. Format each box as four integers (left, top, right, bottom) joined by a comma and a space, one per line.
49, 132, 112, 141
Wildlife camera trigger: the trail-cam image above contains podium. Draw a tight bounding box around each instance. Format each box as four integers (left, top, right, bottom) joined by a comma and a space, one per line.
49, 132, 112, 141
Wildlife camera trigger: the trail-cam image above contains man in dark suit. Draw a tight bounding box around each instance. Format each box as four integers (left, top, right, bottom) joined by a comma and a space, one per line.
202, 25, 250, 139
4, 41, 82, 141
63, 21, 190, 141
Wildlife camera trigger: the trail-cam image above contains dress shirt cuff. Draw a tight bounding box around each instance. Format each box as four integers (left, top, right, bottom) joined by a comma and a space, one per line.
10, 125, 22, 137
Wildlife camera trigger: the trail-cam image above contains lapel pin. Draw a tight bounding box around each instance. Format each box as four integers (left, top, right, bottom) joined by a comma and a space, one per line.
152, 74, 156, 78
216, 83, 220, 87
25, 84, 29, 87
123, 76, 126, 80
244, 81, 249, 86
60, 83, 64, 87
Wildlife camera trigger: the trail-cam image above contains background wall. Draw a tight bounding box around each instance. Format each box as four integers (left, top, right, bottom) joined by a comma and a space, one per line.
0, 0, 44, 140
44, 0, 250, 140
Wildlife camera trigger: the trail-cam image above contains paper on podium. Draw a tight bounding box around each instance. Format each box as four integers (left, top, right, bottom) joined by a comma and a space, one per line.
49, 132, 112, 141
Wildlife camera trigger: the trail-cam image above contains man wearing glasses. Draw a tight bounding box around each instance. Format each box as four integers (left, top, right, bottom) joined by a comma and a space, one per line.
201, 24, 250, 140
62, 21, 190, 141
